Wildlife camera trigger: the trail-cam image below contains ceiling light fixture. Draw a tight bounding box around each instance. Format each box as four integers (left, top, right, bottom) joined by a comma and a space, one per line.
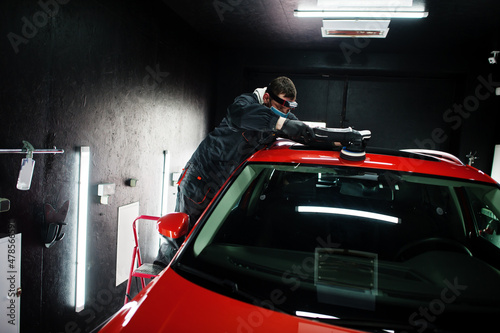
322, 19, 390, 38
294, 10, 428, 19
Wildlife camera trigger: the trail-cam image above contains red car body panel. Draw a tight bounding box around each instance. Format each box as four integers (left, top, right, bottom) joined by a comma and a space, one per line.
100, 268, 361, 333
247, 140, 496, 184
100, 139, 498, 332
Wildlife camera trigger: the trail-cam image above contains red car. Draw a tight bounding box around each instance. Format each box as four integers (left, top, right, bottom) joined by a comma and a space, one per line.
100, 129, 500, 333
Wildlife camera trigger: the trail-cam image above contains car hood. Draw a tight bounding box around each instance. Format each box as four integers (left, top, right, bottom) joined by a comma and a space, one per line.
100, 268, 360, 333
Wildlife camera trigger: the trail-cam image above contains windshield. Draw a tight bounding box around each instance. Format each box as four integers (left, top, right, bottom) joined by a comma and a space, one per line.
174, 163, 500, 332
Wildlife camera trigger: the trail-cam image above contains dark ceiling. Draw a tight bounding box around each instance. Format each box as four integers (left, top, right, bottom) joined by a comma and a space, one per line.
164, 0, 500, 57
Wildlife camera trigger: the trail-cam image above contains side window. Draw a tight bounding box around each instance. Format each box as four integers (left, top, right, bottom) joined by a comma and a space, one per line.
477, 208, 500, 248
467, 186, 500, 249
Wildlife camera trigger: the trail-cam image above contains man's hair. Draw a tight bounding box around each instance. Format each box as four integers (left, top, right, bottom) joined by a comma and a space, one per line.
268, 76, 296, 99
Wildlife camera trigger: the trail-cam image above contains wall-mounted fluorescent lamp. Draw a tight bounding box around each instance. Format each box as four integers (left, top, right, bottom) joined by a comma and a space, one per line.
297, 206, 400, 224
161, 150, 170, 216
76, 146, 90, 312
294, 10, 428, 19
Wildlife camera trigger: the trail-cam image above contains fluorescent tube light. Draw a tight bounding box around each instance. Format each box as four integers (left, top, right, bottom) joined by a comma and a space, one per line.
76, 146, 90, 312
294, 10, 428, 18
161, 150, 170, 216
317, 0, 413, 7
297, 206, 400, 224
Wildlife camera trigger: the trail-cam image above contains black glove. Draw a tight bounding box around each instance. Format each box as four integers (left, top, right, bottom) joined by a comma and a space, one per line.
280, 119, 316, 143
313, 127, 371, 152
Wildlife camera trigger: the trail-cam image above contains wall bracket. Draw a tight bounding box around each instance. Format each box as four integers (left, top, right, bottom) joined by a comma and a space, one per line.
0, 140, 64, 190
0, 140, 64, 156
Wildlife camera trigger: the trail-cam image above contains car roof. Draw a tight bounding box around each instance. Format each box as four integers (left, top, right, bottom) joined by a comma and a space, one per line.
246, 139, 497, 185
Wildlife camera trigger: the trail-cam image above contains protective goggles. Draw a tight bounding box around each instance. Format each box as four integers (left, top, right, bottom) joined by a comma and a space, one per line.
267, 89, 298, 109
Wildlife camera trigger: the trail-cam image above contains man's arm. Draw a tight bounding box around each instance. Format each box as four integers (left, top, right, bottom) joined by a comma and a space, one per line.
226, 94, 280, 132
226, 93, 314, 142
275, 111, 298, 130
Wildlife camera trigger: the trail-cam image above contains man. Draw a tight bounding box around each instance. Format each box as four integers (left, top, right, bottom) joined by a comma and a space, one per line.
155, 76, 314, 266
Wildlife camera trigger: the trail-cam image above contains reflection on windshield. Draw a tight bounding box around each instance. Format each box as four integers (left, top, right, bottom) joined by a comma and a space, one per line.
296, 206, 400, 224
177, 163, 500, 331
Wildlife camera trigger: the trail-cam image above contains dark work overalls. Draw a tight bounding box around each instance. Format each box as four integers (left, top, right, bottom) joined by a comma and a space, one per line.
155, 91, 298, 266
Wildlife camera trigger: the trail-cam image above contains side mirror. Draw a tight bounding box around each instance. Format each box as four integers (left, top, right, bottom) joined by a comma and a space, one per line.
157, 212, 189, 239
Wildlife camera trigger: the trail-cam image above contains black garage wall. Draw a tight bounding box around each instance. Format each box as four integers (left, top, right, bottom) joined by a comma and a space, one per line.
0, 0, 214, 332
1, 1, 499, 332
214, 49, 500, 174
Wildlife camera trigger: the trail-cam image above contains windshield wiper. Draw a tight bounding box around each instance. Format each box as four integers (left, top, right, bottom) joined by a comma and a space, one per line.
176, 263, 240, 292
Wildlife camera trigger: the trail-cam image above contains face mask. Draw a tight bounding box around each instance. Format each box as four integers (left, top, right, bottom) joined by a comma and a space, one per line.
270, 106, 289, 118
